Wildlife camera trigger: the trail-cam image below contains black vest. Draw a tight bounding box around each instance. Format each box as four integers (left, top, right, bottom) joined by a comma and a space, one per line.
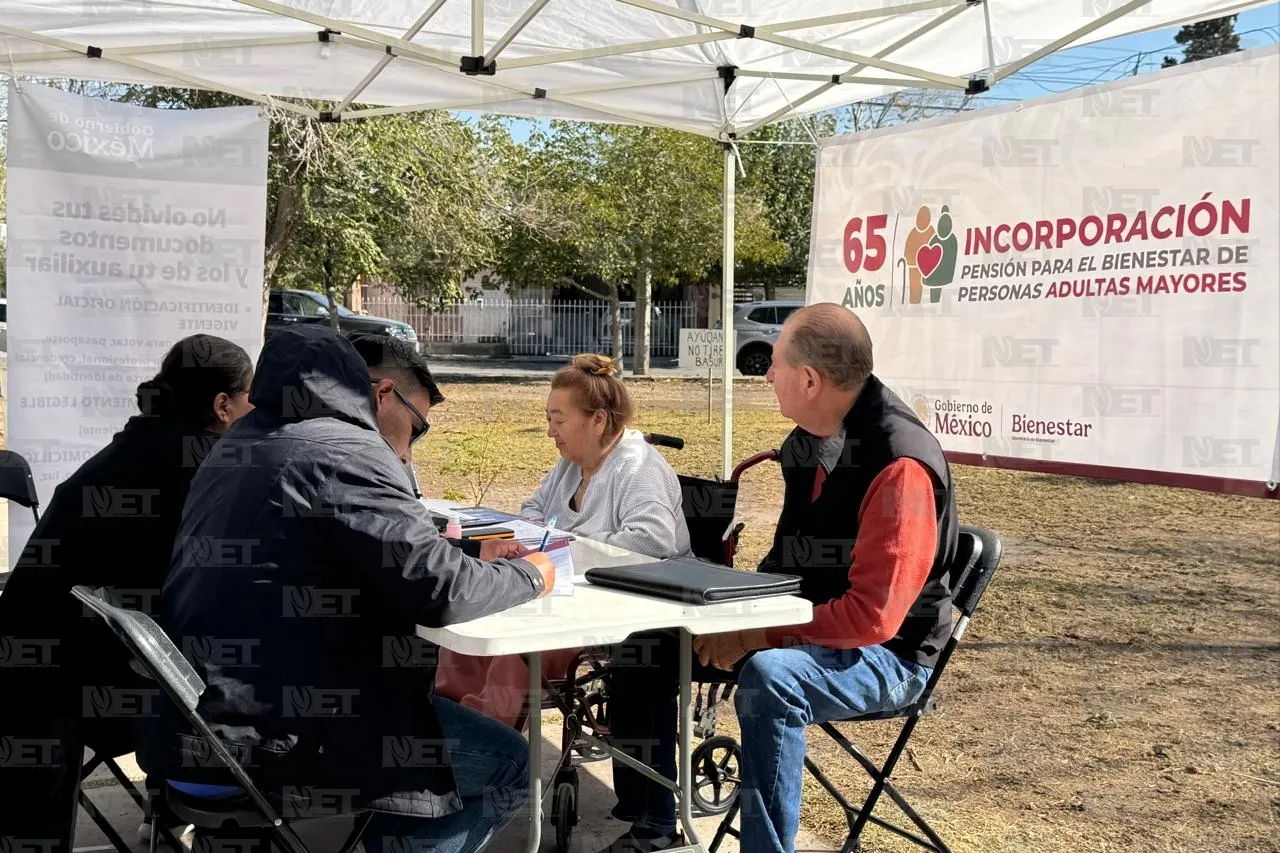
763, 375, 958, 668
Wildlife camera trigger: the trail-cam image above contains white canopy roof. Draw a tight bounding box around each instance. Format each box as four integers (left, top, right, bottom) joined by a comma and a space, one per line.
0, 0, 1268, 137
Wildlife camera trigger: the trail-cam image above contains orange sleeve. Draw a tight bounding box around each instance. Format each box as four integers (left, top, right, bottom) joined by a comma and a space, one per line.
766, 458, 938, 649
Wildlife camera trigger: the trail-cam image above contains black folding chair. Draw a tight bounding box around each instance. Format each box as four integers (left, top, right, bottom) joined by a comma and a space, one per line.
0, 451, 160, 853
70, 585, 371, 853
0, 449, 40, 595
710, 525, 1004, 853
0, 448, 41, 526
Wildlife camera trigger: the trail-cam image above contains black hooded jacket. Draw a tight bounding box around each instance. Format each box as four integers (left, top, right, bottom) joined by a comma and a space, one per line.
145, 325, 543, 817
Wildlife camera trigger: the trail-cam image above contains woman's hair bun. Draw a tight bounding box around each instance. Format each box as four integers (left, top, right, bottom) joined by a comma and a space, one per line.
572, 353, 619, 377
135, 378, 174, 415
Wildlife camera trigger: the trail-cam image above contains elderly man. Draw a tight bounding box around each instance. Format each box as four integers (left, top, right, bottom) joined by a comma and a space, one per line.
600, 303, 958, 853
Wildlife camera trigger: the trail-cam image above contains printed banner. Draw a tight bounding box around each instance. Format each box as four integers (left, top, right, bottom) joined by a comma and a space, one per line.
4, 81, 268, 566
808, 46, 1279, 498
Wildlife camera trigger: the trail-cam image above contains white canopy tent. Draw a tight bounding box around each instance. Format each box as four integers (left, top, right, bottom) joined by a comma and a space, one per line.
1, 0, 1267, 475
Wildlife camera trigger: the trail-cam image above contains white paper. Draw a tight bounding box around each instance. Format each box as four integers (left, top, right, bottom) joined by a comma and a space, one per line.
547, 545, 575, 597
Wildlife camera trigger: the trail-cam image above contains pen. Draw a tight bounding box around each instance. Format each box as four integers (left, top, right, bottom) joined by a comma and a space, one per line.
539, 516, 558, 552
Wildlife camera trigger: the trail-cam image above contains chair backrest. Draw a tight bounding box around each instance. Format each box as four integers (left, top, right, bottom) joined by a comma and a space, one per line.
950, 525, 1003, 620
677, 475, 739, 565
70, 586, 312, 853
71, 585, 205, 712
0, 450, 40, 509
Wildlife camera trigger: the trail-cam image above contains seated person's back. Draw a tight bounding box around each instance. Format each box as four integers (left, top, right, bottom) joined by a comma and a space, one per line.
146, 326, 553, 847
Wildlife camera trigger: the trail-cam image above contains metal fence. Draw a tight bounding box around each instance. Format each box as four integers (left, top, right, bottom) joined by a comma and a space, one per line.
360, 297, 697, 357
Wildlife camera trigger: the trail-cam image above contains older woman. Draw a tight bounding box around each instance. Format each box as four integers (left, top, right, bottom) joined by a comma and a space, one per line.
436, 354, 691, 727
521, 353, 691, 554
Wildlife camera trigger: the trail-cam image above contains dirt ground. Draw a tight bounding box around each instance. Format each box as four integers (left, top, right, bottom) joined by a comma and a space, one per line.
414, 377, 1280, 853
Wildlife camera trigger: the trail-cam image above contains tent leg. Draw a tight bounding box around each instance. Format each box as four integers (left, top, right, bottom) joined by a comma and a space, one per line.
720, 143, 736, 481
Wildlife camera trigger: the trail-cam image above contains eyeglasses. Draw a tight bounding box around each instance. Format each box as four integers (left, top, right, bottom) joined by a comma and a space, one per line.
394, 388, 431, 445
374, 382, 431, 445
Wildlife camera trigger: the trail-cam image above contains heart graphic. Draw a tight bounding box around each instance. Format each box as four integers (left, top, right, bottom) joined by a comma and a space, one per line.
916, 243, 943, 278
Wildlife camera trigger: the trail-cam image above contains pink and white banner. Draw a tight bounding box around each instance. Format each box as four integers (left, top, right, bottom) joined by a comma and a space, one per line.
808, 45, 1279, 498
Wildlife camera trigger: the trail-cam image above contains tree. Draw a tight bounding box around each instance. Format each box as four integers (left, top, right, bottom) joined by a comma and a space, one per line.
270, 113, 497, 317
491, 121, 783, 374
117, 86, 500, 320
1162, 15, 1240, 66
737, 116, 837, 298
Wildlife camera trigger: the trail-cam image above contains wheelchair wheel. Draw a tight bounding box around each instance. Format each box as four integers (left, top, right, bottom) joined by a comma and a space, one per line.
690, 735, 742, 815
573, 688, 611, 762
553, 781, 577, 853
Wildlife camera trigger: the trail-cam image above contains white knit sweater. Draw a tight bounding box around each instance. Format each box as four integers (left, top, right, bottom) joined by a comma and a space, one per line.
520, 429, 692, 559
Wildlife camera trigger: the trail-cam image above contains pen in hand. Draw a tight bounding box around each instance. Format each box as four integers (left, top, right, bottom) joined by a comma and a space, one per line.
539, 516, 558, 552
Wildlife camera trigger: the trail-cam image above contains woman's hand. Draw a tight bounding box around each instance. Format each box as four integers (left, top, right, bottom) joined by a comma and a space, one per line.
479, 539, 532, 561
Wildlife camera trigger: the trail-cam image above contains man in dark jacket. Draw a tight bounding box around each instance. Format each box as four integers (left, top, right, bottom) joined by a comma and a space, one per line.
148, 325, 554, 853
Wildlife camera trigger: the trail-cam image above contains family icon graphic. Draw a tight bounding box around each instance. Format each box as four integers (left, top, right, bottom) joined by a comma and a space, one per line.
899, 205, 958, 304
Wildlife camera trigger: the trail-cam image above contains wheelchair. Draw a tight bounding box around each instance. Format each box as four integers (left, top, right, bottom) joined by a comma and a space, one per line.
531, 433, 782, 853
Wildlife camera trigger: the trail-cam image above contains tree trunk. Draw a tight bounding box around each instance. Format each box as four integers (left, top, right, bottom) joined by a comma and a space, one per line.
261, 174, 301, 338
324, 255, 341, 330
633, 261, 652, 376
608, 282, 623, 365
763, 280, 776, 300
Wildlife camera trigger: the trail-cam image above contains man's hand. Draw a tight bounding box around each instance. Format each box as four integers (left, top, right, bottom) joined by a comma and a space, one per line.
694, 629, 771, 671
479, 538, 531, 561
522, 551, 556, 598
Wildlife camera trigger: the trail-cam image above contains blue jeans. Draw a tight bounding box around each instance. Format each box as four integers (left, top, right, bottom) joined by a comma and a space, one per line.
362, 695, 529, 853
734, 644, 930, 853
607, 631, 928, 853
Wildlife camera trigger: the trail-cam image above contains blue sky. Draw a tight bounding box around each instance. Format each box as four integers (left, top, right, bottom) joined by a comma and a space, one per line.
462, 4, 1279, 142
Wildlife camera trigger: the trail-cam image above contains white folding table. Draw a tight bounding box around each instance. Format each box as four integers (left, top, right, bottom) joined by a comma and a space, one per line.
418, 528, 813, 853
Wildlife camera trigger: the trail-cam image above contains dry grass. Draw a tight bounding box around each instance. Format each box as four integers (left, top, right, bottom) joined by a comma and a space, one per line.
415, 378, 1280, 853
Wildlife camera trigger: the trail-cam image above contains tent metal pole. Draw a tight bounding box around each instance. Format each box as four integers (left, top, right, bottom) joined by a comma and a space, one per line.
484, 0, 553, 64
332, 0, 452, 116
735, 0, 974, 136
721, 143, 736, 481
472, 0, 484, 56
990, 0, 1159, 82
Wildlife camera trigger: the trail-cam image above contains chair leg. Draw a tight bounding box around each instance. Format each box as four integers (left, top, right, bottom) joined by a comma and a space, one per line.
807, 723, 952, 853
79, 790, 135, 853
103, 757, 150, 812
707, 795, 741, 853
336, 813, 375, 853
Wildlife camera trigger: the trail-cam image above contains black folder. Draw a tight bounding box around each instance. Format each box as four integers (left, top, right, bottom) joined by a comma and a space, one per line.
584, 557, 802, 605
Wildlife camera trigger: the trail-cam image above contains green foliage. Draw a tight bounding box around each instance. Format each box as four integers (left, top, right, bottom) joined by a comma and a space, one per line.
1163, 15, 1240, 66
737, 118, 835, 292
490, 121, 785, 298
273, 114, 496, 307
437, 414, 517, 506
115, 86, 497, 307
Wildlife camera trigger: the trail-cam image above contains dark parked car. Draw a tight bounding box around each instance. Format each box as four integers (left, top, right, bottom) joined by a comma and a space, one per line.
266, 289, 420, 351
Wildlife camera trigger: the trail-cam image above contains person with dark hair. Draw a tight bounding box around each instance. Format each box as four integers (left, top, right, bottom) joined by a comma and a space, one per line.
146, 324, 556, 853
0, 334, 254, 850
347, 332, 445, 463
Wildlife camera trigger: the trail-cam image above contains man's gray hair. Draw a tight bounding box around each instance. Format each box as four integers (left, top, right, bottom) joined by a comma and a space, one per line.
784, 304, 874, 391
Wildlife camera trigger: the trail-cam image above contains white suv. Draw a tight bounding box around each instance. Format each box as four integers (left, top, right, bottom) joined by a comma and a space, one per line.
713, 300, 803, 376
